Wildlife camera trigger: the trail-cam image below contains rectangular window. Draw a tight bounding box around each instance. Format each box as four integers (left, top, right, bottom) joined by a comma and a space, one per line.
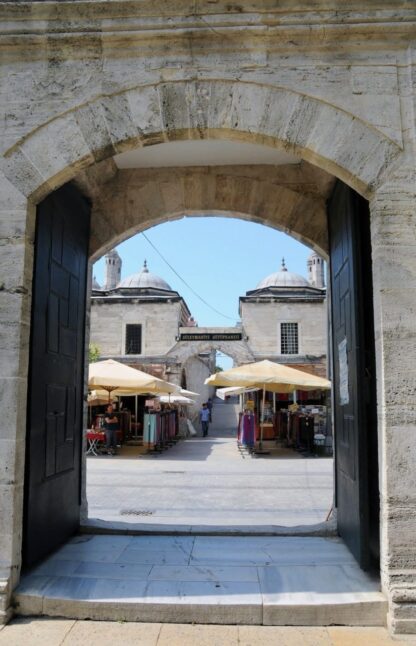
125, 324, 142, 354
280, 322, 299, 355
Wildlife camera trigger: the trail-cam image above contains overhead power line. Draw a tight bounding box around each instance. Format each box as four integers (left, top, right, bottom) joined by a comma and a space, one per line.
141, 231, 236, 322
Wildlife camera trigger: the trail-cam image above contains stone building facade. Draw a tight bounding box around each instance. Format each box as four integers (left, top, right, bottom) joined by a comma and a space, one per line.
0, 0, 416, 634
90, 259, 215, 403
90, 252, 327, 401
240, 255, 327, 377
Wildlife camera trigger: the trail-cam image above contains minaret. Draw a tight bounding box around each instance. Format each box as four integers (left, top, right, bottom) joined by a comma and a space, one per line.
307, 251, 325, 288
104, 249, 122, 290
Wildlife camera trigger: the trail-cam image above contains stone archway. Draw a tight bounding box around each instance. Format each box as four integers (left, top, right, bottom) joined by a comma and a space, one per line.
168, 339, 255, 404
0, 73, 412, 631
1, 80, 402, 207
81, 162, 331, 261
167, 338, 255, 366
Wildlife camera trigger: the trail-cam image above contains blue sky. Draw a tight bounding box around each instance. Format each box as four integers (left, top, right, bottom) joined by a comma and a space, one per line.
93, 217, 317, 368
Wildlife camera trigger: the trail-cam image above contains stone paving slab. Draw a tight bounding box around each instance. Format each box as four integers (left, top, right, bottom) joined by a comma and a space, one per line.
0, 619, 415, 646
14, 535, 387, 627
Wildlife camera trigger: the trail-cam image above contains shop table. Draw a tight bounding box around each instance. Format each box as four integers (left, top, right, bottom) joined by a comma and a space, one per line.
86, 430, 123, 455
86, 431, 106, 456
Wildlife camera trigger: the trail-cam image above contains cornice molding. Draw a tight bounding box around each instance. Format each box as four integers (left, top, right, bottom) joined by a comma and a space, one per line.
0, 2, 415, 52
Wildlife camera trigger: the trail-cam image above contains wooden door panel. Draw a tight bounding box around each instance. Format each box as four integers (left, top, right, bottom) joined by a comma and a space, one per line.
23, 183, 90, 568
329, 181, 379, 571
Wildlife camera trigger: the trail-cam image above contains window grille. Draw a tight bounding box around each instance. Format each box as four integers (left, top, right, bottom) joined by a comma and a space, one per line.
125, 324, 142, 354
280, 322, 298, 354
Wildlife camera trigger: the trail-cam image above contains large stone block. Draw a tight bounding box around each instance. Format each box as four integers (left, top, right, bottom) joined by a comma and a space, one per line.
0, 483, 24, 563
20, 113, 94, 191
0, 439, 24, 487
0, 378, 29, 441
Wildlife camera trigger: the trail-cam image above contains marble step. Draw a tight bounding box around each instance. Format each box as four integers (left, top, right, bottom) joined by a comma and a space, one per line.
14, 535, 387, 626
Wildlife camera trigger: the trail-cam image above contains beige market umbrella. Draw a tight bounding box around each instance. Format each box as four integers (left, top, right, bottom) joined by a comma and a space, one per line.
205, 359, 331, 392
157, 388, 200, 405
89, 359, 180, 401
180, 388, 200, 398
159, 394, 194, 405
215, 386, 260, 400
205, 360, 331, 450
87, 390, 117, 406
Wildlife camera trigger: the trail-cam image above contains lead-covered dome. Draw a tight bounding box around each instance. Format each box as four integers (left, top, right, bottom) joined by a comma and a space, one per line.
256, 259, 310, 289
117, 260, 172, 291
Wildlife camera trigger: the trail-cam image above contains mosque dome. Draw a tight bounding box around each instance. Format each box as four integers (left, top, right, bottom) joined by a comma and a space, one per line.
116, 260, 173, 291
256, 258, 310, 289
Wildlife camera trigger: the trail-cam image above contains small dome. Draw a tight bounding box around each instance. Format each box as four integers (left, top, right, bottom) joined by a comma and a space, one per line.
256, 258, 310, 289
117, 260, 172, 291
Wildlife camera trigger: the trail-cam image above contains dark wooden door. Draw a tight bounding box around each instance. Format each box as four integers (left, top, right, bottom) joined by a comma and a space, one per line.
328, 181, 379, 571
23, 184, 90, 567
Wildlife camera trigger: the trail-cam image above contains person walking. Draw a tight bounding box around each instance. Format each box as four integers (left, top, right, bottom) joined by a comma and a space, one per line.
207, 397, 213, 422
104, 404, 119, 455
199, 402, 210, 437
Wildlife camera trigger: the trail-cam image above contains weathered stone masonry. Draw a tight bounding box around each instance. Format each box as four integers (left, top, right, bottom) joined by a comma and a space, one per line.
0, 1, 415, 633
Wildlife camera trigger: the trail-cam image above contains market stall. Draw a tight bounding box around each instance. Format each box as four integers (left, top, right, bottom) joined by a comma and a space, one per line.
206, 360, 331, 455
143, 394, 197, 453
86, 359, 180, 455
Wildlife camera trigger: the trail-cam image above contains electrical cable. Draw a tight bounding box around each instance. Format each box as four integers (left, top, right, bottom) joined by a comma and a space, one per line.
141, 231, 236, 321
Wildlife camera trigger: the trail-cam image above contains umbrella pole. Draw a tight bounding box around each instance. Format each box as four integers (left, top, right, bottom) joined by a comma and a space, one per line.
134, 395, 138, 439
255, 385, 270, 455
260, 385, 266, 450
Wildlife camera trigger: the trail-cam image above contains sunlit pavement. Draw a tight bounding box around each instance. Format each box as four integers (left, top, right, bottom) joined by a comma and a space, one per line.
15, 404, 384, 632
1, 619, 410, 646
86, 400, 333, 532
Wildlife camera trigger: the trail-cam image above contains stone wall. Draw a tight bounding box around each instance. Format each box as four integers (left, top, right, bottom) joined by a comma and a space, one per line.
183, 355, 214, 414
370, 164, 416, 634
0, 175, 35, 622
0, 0, 415, 633
241, 301, 327, 360
90, 300, 182, 356
168, 328, 255, 367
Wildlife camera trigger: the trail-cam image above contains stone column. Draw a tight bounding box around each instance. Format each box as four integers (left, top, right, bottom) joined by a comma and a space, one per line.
370, 163, 416, 634
0, 174, 35, 622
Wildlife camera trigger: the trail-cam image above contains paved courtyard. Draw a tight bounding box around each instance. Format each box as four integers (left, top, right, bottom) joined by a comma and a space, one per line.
1, 620, 408, 646
87, 400, 333, 532
15, 405, 384, 631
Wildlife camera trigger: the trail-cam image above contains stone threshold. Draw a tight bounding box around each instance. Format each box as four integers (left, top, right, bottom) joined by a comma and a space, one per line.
14, 535, 387, 627
81, 517, 338, 537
